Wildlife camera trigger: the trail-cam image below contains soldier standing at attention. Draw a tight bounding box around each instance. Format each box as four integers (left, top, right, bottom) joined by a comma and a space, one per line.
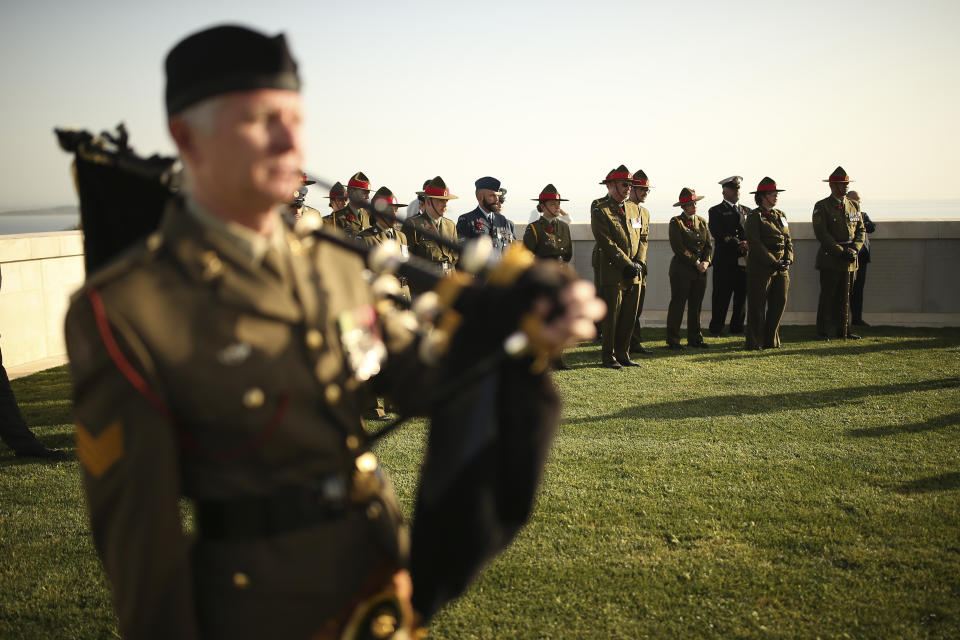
357, 186, 412, 300
591, 165, 645, 369
627, 169, 654, 356
61, 25, 602, 640
744, 178, 793, 350
324, 181, 348, 213
406, 176, 460, 293
813, 166, 865, 340
707, 176, 749, 336
456, 176, 515, 262
323, 171, 372, 235
523, 184, 573, 263
666, 188, 713, 350
847, 190, 877, 327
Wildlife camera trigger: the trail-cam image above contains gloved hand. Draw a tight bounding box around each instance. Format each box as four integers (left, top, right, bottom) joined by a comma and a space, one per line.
633, 260, 648, 276
622, 263, 640, 279
844, 247, 858, 263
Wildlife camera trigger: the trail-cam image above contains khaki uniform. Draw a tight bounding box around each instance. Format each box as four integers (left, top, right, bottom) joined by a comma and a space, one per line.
628, 204, 651, 350
812, 196, 865, 336
666, 214, 713, 345
591, 196, 644, 363
356, 223, 412, 300
65, 199, 417, 640
322, 203, 370, 236
522, 216, 572, 262
405, 213, 459, 295
745, 208, 793, 349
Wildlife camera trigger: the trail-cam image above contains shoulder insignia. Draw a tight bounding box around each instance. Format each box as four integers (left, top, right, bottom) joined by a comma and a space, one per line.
76, 421, 124, 478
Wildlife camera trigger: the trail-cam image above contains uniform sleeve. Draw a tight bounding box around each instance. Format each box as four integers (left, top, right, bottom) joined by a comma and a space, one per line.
65, 294, 199, 640
522, 223, 538, 253
669, 219, 699, 268
590, 203, 632, 273
560, 225, 573, 263
707, 208, 724, 241
850, 215, 866, 252
700, 222, 713, 262
745, 214, 776, 267
455, 215, 471, 243
782, 218, 794, 263
811, 203, 844, 257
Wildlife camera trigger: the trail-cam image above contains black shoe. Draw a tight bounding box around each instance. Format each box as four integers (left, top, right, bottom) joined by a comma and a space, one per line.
689, 342, 710, 349
602, 360, 623, 370
763, 344, 783, 350
631, 345, 654, 355
616, 357, 641, 367
667, 343, 686, 351
845, 333, 862, 340
817, 333, 831, 341
14, 445, 67, 459
554, 359, 572, 371
852, 319, 870, 327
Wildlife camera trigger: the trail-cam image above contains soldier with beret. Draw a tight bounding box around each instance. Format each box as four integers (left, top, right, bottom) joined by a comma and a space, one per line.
813, 166, 865, 340
406, 176, 460, 293
627, 169, 654, 355
745, 178, 793, 350
62, 25, 603, 640
591, 165, 645, 369
456, 176, 515, 262
707, 176, 749, 336
357, 186, 411, 301
666, 188, 713, 349
323, 171, 372, 235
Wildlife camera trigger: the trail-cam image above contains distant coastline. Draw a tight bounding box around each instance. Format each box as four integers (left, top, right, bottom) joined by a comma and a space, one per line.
0, 205, 79, 235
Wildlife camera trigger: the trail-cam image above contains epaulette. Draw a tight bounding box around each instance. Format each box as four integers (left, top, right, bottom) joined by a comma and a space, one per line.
70, 231, 165, 303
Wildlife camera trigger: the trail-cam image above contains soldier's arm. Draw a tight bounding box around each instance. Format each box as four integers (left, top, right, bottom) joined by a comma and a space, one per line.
707, 208, 724, 241
65, 293, 199, 640
669, 219, 699, 268
783, 218, 795, 264
745, 214, 776, 266
851, 216, 866, 252
522, 223, 538, 253
811, 204, 845, 256
700, 223, 713, 262
590, 205, 632, 272
455, 216, 471, 243
560, 225, 573, 263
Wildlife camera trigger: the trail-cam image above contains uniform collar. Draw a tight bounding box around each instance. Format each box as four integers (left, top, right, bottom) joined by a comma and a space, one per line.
185, 196, 287, 267
723, 199, 739, 209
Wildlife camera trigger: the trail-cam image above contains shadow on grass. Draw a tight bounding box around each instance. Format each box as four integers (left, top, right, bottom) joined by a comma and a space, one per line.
896, 471, 960, 494
687, 335, 960, 362
847, 410, 960, 438
563, 376, 960, 423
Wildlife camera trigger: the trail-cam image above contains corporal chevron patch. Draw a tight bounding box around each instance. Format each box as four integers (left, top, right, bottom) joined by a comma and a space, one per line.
76, 421, 124, 478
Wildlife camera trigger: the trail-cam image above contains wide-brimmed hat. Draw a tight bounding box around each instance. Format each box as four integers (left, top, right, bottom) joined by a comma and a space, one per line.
823, 166, 854, 183
719, 175, 743, 188
531, 184, 569, 202
750, 177, 785, 194
323, 181, 347, 199
631, 169, 653, 189
422, 176, 458, 200
299, 172, 316, 186
371, 186, 402, 207
673, 187, 705, 207
347, 171, 372, 191
599, 165, 632, 185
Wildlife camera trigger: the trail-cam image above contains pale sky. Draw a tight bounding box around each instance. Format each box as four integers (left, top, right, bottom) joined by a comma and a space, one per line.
1, 0, 958, 221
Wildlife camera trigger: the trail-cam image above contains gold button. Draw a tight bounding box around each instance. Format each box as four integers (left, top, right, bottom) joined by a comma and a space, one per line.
242, 388, 265, 409
201, 251, 223, 279
355, 452, 378, 473
366, 502, 382, 520
146, 232, 163, 252
345, 435, 361, 452
324, 384, 341, 404
233, 572, 250, 589
371, 613, 397, 638
305, 329, 323, 349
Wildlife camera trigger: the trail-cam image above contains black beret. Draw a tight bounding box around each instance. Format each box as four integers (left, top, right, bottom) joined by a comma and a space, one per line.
165, 25, 300, 115
474, 176, 501, 191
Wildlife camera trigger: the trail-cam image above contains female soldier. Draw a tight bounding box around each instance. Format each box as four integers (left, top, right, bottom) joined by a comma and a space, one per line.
745, 177, 793, 349
666, 187, 712, 349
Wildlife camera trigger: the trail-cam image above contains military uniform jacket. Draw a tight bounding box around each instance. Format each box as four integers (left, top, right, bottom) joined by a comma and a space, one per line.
356, 223, 412, 299
522, 216, 572, 262
406, 213, 460, 272
708, 201, 748, 267
64, 199, 423, 639
455, 207, 515, 260
668, 214, 713, 276
812, 196, 865, 272
590, 196, 644, 288
745, 207, 793, 274
323, 203, 371, 236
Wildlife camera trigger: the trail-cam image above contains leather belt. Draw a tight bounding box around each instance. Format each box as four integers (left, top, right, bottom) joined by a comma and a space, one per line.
196, 475, 349, 541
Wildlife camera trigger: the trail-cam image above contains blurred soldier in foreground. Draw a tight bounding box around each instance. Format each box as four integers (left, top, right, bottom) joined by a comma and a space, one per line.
62, 24, 602, 640
324, 171, 372, 234
813, 166, 865, 340
406, 176, 460, 292
456, 176, 515, 262
666, 188, 713, 350
627, 169, 654, 355
847, 190, 877, 327
745, 178, 793, 350
707, 176, 749, 336
591, 165, 645, 369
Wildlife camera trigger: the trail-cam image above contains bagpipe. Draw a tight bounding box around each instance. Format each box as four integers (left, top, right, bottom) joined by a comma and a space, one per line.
56, 124, 572, 628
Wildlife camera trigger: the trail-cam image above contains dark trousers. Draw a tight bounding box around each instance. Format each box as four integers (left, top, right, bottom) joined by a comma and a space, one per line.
599, 283, 640, 362
816, 270, 856, 337
629, 283, 647, 349
667, 266, 707, 345
709, 264, 746, 334
0, 347, 41, 452
746, 270, 789, 349
850, 260, 868, 322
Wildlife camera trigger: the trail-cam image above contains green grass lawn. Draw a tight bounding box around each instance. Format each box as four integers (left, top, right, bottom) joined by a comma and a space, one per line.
2, 326, 959, 639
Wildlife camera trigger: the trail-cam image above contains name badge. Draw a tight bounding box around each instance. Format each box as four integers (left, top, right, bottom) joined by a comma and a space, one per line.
847, 213, 859, 222
630, 217, 642, 229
